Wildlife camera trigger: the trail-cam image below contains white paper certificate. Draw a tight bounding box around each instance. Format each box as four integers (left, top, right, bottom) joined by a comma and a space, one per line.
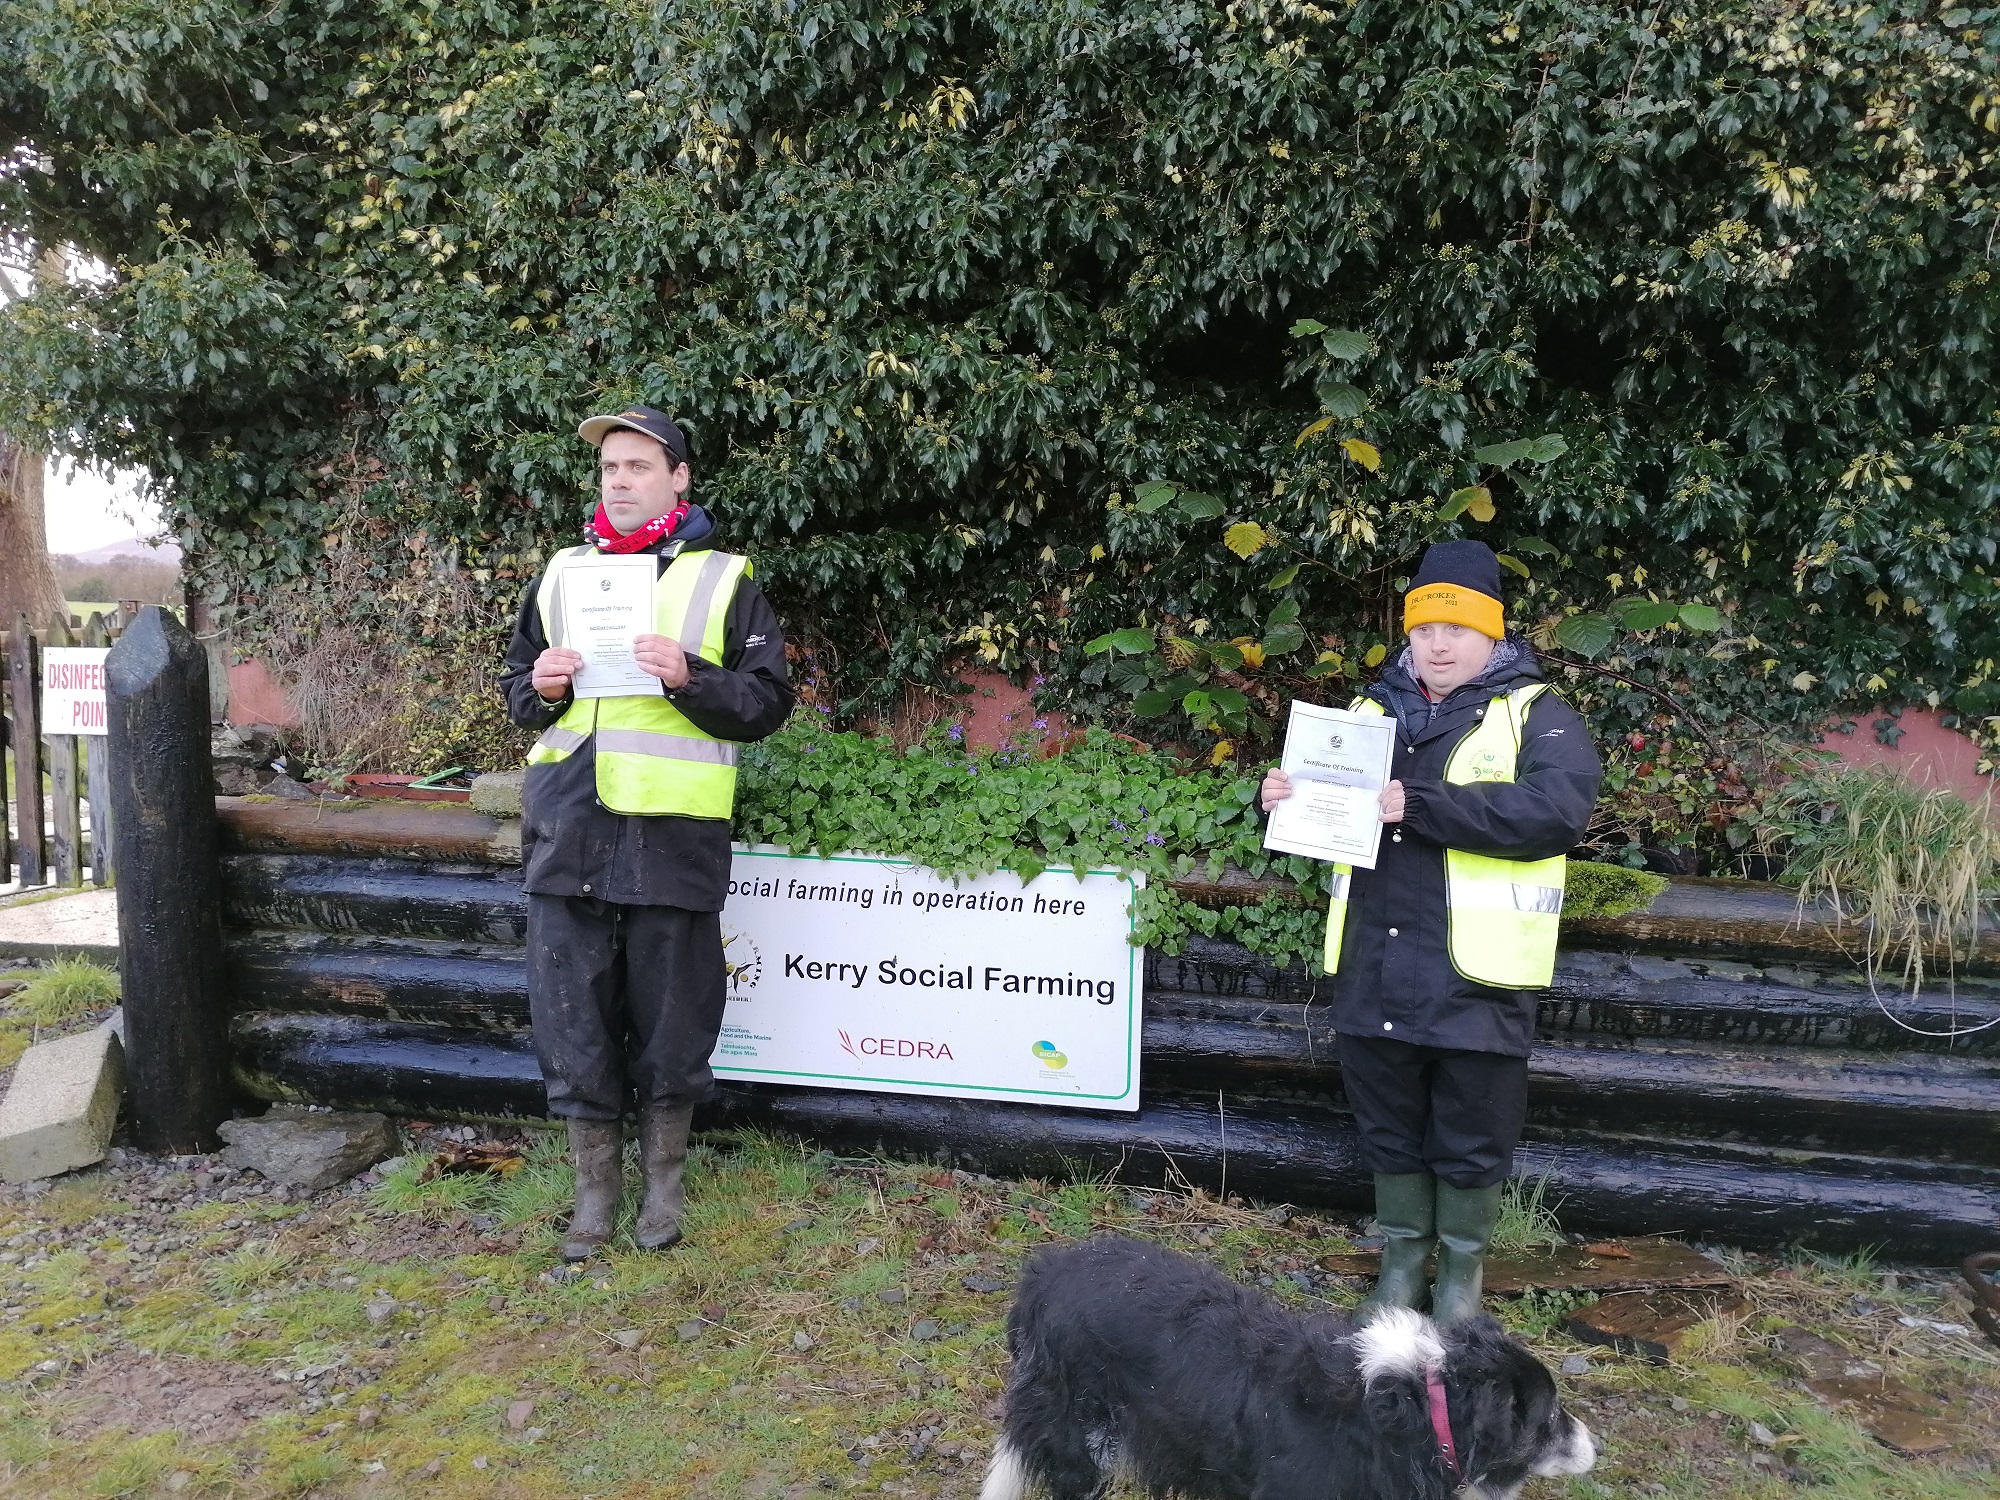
560, 554, 659, 698
1262, 700, 1398, 868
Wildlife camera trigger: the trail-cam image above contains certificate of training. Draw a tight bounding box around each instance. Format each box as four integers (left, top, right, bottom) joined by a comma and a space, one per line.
561, 554, 659, 698
1262, 700, 1398, 868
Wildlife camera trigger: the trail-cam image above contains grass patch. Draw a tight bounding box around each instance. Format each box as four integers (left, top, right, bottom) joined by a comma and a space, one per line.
8, 959, 119, 1030
1493, 1172, 1567, 1255
0, 1132, 1992, 1498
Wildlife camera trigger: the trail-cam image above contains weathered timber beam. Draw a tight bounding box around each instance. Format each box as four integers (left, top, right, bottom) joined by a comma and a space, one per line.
220, 854, 528, 945
217, 798, 521, 866
223, 931, 531, 1031
227, 1012, 1999, 1260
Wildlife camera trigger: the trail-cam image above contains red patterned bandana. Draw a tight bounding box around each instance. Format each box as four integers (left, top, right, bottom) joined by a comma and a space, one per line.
588, 499, 690, 554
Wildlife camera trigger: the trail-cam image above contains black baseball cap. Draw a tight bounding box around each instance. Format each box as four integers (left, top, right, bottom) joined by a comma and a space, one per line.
578, 405, 688, 465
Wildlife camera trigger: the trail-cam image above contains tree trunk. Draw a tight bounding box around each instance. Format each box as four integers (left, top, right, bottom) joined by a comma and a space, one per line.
0, 437, 64, 630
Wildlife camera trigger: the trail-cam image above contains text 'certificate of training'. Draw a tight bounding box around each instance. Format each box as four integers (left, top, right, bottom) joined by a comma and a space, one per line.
562, 554, 659, 698
1262, 700, 1398, 868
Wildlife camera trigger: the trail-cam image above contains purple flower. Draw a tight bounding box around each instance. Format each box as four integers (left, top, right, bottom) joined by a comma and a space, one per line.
1033, 717, 1049, 731
816, 704, 832, 715
1145, 833, 1165, 845
804, 744, 817, 754
1111, 818, 1126, 830
1033, 675, 1046, 686
948, 724, 964, 742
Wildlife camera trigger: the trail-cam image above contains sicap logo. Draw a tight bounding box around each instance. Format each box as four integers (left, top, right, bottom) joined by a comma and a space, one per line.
838, 1028, 955, 1061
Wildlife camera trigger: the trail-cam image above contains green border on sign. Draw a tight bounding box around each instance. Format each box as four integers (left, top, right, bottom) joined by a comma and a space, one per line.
716, 846, 1142, 1104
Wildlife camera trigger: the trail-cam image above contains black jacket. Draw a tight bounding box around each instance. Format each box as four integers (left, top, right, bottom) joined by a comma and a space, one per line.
1325, 639, 1602, 1057
498, 507, 794, 911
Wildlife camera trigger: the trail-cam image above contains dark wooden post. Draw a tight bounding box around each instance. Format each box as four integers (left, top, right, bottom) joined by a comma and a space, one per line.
45, 616, 82, 887
7, 614, 45, 886
82, 612, 113, 886
107, 606, 231, 1153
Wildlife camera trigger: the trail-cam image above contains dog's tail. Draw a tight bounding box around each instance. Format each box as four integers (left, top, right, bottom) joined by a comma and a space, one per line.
978, 1437, 1031, 1500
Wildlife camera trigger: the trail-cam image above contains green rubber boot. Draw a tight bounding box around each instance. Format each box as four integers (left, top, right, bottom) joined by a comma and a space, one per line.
1358, 1173, 1436, 1315
1431, 1181, 1505, 1327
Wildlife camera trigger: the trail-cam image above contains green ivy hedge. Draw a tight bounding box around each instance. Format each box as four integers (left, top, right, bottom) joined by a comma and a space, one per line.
3, 1, 1998, 763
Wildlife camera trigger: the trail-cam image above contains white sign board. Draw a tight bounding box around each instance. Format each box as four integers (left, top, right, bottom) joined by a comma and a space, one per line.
40, 648, 111, 736
713, 847, 1144, 1111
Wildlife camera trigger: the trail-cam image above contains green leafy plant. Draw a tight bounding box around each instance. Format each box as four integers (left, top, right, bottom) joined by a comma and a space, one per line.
1766, 764, 2000, 987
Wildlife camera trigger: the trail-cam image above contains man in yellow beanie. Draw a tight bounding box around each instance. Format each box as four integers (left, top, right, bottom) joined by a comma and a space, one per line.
1262, 540, 1600, 1323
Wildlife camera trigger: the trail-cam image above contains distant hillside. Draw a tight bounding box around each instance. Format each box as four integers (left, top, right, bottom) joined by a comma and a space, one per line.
58, 534, 182, 566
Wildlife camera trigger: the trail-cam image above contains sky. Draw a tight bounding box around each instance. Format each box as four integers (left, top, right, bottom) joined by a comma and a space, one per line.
42, 459, 162, 555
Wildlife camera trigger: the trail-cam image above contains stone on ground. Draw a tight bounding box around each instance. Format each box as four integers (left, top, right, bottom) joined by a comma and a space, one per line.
0, 1020, 126, 1182
216, 1105, 399, 1190
469, 771, 524, 818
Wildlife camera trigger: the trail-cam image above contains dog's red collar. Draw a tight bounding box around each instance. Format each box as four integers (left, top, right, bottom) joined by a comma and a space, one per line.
1425, 1364, 1461, 1483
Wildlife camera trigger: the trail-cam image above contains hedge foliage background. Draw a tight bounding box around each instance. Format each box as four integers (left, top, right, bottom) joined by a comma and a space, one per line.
4, 0, 1999, 812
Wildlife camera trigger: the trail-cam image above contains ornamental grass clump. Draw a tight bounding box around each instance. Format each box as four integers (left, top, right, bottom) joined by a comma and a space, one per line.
1771, 764, 1999, 988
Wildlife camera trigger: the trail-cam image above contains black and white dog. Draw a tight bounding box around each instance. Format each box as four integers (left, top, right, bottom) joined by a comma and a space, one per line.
983, 1235, 1596, 1500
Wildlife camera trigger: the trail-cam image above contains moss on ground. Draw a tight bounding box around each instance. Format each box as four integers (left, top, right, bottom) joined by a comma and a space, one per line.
1563, 861, 1672, 920
0, 1128, 1992, 1498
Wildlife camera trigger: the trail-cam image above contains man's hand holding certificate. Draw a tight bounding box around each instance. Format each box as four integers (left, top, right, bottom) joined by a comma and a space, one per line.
1261, 701, 1398, 868
561, 554, 661, 698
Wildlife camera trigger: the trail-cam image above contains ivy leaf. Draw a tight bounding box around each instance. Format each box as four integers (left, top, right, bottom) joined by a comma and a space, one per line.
1289, 318, 1328, 337
1105, 627, 1157, 654
1554, 613, 1616, 658
1262, 622, 1307, 656
1268, 563, 1302, 589
1496, 553, 1530, 578
1471, 437, 1535, 467
1176, 491, 1225, 520
1131, 689, 1177, 717
1317, 381, 1367, 419
1266, 597, 1301, 626
1320, 328, 1370, 361
1339, 437, 1381, 471
1295, 414, 1334, 447
1134, 480, 1179, 513
1224, 522, 1269, 558
1678, 602, 1723, 631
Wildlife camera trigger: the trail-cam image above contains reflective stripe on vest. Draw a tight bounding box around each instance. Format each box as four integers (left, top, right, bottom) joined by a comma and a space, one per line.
1321, 684, 1567, 989
525, 544, 751, 818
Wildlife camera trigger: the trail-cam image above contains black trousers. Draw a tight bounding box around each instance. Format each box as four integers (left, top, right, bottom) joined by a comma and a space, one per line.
526, 895, 727, 1121
1335, 1033, 1529, 1189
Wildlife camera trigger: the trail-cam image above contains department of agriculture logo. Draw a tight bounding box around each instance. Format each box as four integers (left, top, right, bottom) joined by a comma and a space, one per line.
722, 929, 762, 994
1030, 1040, 1068, 1069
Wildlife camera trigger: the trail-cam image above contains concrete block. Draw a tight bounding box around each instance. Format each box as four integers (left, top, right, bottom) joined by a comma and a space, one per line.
469, 770, 524, 818
0, 1024, 125, 1183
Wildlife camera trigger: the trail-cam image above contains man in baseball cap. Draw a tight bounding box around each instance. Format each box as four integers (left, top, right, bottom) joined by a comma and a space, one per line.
499, 404, 793, 1261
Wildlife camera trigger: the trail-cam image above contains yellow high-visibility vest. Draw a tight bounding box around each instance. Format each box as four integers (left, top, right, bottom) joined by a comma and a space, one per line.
1321, 684, 1567, 988
525, 544, 750, 818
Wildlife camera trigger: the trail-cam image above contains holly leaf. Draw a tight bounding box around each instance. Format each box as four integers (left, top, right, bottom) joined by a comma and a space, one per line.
1134, 480, 1179, 513
1678, 602, 1723, 631
1340, 437, 1381, 471
1508, 537, 1559, 557
1317, 381, 1368, 419
1553, 613, 1615, 658
1224, 522, 1269, 558
1177, 491, 1225, 520
1320, 328, 1370, 361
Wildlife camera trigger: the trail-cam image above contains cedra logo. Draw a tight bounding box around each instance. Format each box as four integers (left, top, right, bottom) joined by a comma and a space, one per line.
1030, 1040, 1068, 1069
838, 1029, 955, 1061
